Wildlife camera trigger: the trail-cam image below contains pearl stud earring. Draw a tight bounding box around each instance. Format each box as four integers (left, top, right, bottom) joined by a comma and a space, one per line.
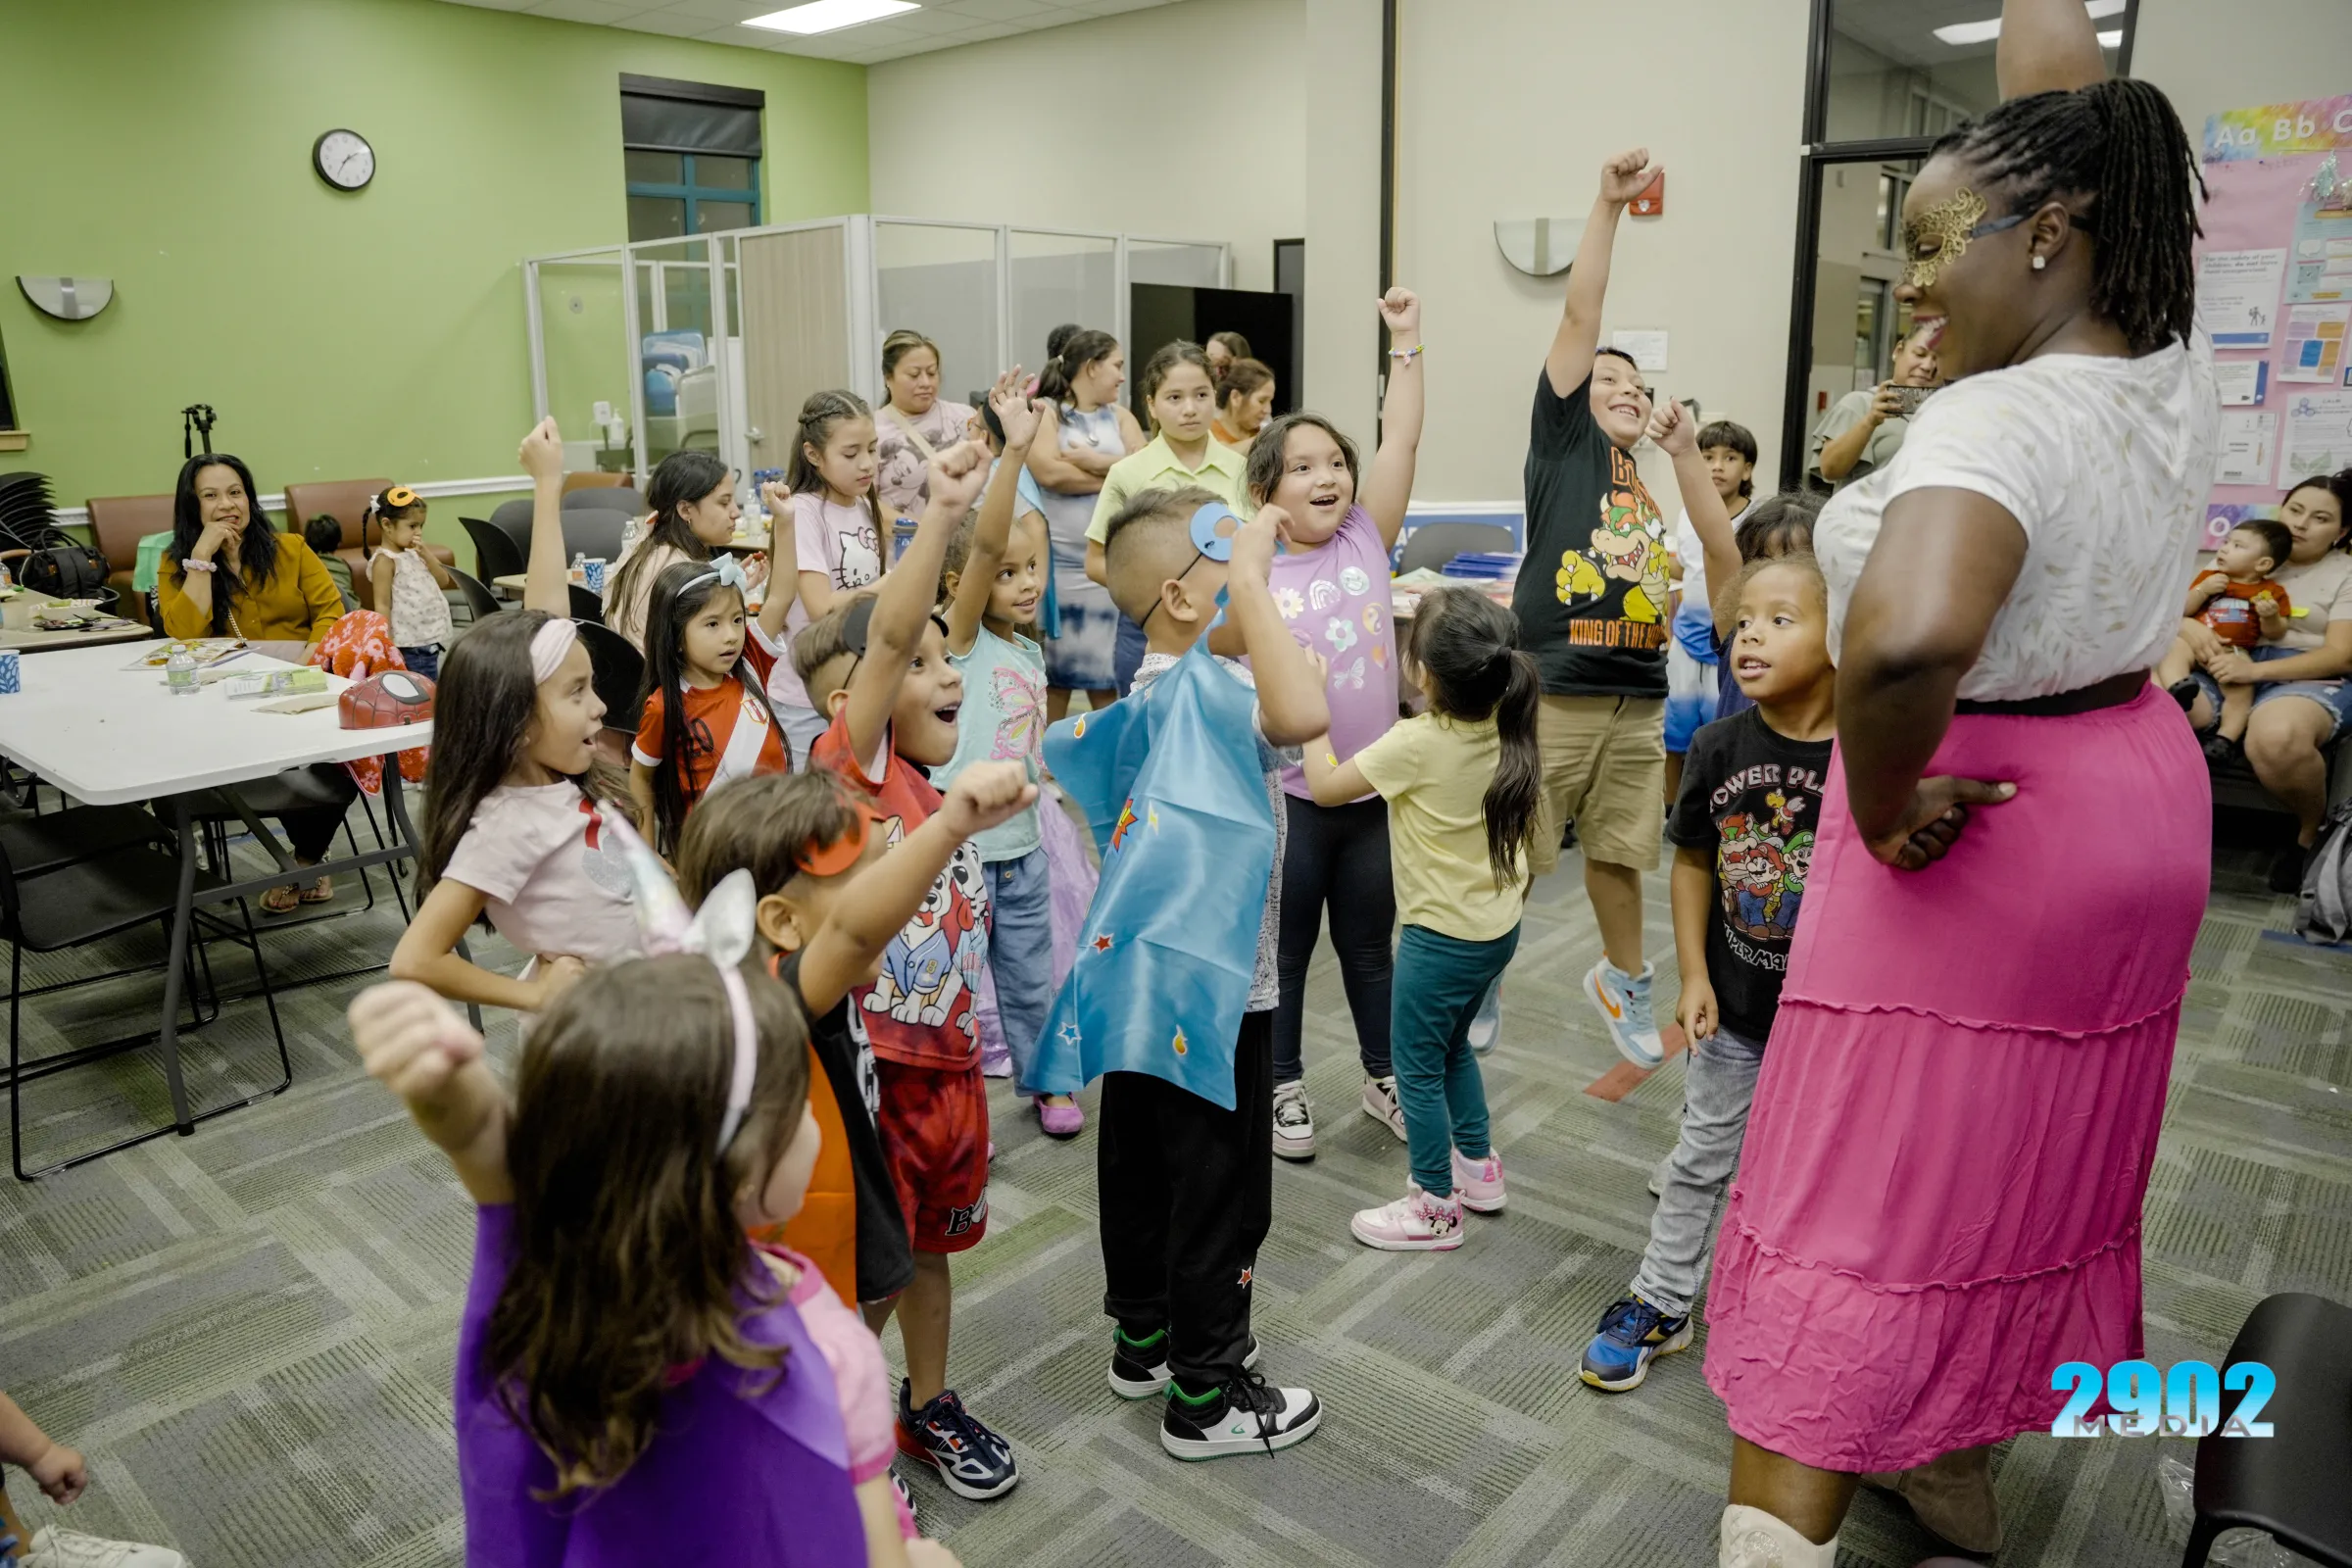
2032, 255, 2047, 270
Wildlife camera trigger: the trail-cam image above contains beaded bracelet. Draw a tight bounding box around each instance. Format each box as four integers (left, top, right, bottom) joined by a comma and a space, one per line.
1388, 344, 1424, 360
181, 557, 218, 573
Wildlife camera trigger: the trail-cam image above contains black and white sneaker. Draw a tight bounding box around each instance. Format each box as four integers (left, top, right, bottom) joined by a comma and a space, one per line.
889, 1468, 918, 1524
1160, 1370, 1321, 1460
896, 1380, 1019, 1499
1107, 1326, 1262, 1399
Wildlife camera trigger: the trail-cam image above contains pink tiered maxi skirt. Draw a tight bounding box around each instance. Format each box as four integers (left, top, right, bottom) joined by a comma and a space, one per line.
1702, 685, 2209, 1471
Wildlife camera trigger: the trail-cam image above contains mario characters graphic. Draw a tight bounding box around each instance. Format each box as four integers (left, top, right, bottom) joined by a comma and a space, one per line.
1554, 448, 1670, 622
1717, 788, 1813, 942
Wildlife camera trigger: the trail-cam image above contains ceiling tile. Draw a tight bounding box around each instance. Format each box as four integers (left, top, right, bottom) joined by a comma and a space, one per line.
609, 7, 731, 34
933, 0, 1063, 23
525, 0, 641, 21
945, 19, 1024, 41
657, 0, 778, 23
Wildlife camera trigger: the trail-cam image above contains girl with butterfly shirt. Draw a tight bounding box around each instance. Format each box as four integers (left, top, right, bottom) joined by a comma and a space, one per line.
1248, 286, 1426, 1163
391, 419, 642, 1014
630, 553, 798, 858
936, 372, 1083, 1136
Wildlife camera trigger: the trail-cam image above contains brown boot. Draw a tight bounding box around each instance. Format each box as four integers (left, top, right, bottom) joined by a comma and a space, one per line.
1860, 1444, 2002, 1553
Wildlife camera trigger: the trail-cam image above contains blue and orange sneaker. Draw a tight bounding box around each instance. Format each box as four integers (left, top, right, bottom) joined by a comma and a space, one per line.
898, 1380, 1019, 1499
1580, 1295, 1693, 1392
1585, 958, 1664, 1066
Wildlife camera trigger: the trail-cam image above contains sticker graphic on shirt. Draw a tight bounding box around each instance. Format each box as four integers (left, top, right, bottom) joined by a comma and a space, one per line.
1361, 603, 1385, 634
1324, 617, 1357, 653
1339, 565, 1370, 595
836, 519, 883, 588
1331, 657, 1366, 690
1554, 447, 1671, 646
1309, 579, 1341, 612
1274, 586, 1306, 620
1717, 788, 1813, 943
988, 662, 1045, 766
863, 822, 991, 1049
577, 799, 635, 900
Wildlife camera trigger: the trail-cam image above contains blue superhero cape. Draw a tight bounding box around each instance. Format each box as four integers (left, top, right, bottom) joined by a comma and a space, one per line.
1031, 644, 1276, 1108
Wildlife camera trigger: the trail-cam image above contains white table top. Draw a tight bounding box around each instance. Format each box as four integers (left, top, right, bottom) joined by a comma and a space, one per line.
0, 644, 436, 807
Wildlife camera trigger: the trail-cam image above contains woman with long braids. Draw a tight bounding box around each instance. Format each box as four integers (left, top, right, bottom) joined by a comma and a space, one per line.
1701, 5, 2216, 1564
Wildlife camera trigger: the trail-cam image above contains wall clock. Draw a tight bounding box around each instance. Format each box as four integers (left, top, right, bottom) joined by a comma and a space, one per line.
313, 129, 374, 192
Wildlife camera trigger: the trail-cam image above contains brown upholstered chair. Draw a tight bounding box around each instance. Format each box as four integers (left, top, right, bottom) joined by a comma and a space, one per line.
563, 471, 628, 494
82, 493, 176, 627
279, 478, 457, 612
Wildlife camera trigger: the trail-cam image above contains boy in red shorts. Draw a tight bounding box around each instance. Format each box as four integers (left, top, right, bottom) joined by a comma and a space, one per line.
795, 438, 1019, 1500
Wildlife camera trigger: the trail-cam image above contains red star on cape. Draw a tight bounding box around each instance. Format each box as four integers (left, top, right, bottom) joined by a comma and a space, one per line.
1092, 934, 1112, 953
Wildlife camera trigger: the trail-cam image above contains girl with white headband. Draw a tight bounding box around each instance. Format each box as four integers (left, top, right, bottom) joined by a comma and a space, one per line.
390, 419, 642, 1014
630, 547, 798, 858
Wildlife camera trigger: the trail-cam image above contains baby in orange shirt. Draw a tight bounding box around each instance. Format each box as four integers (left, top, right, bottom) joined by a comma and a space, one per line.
2159, 517, 2293, 753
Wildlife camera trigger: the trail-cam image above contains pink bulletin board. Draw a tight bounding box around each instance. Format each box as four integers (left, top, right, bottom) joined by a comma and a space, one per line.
2196, 97, 2352, 546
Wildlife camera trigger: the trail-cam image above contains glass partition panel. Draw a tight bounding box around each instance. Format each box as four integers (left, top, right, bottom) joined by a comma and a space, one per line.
1800, 156, 1923, 481
1008, 230, 1117, 374
874, 221, 1000, 411
536, 257, 633, 475
1126, 240, 1223, 288
632, 238, 720, 466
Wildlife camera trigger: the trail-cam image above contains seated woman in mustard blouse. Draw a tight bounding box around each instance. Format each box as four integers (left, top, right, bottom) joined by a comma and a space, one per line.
158, 454, 356, 911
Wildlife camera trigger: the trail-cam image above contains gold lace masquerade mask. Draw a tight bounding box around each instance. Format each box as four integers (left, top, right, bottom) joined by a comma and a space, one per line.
1901, 187, 2030, 290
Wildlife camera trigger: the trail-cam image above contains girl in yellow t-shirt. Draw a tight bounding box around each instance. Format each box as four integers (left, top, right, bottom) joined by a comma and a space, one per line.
1300, 587, 1541, 1254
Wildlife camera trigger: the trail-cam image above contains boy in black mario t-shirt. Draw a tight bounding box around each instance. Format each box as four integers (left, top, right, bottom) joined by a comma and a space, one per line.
1513, 146, 1745, 1074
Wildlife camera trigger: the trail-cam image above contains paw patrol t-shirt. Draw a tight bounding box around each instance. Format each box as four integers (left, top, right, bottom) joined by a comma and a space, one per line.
1667, 707, 1832, 1044
810, 710, 992, 1070
441, 782, 643, 964
1516, 369, 1671, 699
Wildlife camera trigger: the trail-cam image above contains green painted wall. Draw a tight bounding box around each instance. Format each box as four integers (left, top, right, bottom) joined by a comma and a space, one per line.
0, 0, 867, 553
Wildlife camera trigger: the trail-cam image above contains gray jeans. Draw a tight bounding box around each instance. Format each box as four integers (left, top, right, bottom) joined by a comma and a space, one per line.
1630, 1024, 1767, 1318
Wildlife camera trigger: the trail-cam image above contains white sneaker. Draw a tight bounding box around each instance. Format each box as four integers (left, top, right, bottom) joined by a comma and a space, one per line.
1160, 1372, 1322, 1459
1451, 1148, 1506, 1212
1359, 1075, 1406, 1141
1467, 975, 1503, 1054
1348, 1185, 1465, 1251
1718, 1505, 1837, 1568
1272, 1078, 1315, 1161
1585, 958, 1664, 1067
23, 1528, 189, 1568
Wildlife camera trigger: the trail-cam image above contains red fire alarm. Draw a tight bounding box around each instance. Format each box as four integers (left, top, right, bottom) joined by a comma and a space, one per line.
1630, 172, 1666, 217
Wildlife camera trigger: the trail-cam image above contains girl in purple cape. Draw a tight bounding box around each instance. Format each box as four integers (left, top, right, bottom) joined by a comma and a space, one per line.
350, 959, 963, 1568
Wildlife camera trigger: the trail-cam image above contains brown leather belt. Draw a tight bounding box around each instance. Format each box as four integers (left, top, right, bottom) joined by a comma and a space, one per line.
1953, 668, 2148, 716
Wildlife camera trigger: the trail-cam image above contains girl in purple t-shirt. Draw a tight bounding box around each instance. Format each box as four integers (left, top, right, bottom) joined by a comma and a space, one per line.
349, 956, 963, 1568
1250, 287, 1427, 1162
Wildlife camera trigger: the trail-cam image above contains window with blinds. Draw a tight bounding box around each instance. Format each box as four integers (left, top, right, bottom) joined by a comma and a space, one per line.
621, 74, 764, 241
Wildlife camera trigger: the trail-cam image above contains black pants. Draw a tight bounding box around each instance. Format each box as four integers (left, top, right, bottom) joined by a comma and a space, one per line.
1098, 1009, 1274, 1391
1273, 793, 1396, 1084
1112, 612, 1148, 698
278, 764, 360, 862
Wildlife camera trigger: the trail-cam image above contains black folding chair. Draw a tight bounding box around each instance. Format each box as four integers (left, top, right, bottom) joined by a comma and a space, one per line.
2180, 1292, 2352, 1567
449, 567, 506, 625
460, 515, 525, 583
575, 619, 648, 733
2, 835, 286, 1179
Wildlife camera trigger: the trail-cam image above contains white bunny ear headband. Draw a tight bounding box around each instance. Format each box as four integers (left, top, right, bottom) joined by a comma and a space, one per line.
598, 810, 763, 1156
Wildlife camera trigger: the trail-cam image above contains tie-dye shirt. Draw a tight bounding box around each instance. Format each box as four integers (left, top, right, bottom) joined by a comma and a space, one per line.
937, 623, 1047, 861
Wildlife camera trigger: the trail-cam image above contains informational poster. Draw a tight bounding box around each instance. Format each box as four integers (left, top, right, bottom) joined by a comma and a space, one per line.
2200, 249, 2288, 345
1609, 329, 1669, 372
2200, 97, 2352, 532
2217, 359, 2271, 405
2216, 411, 2279, 487
2283, 389, 2352, 482
2279, 302, 2350, 382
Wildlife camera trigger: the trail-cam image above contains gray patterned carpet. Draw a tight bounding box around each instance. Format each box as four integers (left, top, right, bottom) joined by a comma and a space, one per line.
1, 807, 2346, 1567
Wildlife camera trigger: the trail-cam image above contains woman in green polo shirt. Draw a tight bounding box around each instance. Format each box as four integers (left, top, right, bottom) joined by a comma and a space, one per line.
1083, 340, 1253, 694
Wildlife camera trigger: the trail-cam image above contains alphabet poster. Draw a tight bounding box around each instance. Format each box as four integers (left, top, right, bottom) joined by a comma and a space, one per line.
2196, 95, 2352, 544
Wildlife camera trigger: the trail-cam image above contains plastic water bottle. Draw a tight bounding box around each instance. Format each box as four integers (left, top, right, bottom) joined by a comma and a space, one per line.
568, 551, 587, 586
0, 563, 13, 591
166, 642, 198, 696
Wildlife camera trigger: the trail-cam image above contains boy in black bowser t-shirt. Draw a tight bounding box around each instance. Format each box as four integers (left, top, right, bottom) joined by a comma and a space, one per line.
1513, 147, 1735, 1073
1579, 552, 1835, 1396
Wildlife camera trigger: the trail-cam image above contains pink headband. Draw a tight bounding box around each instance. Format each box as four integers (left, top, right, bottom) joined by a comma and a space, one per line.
529, 618, 577, 683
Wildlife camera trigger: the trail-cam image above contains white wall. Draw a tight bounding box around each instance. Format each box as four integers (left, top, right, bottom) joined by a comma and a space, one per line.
1394, 0, 1812, 502
2132, 0, 2352, 140
865, 0, 1304, 295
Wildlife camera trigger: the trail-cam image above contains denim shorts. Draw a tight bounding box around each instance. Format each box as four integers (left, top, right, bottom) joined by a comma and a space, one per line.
2191, 644, 2352, 744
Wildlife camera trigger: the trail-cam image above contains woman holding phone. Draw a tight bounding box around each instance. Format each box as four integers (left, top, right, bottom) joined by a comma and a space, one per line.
1809, 323, 1942, 488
